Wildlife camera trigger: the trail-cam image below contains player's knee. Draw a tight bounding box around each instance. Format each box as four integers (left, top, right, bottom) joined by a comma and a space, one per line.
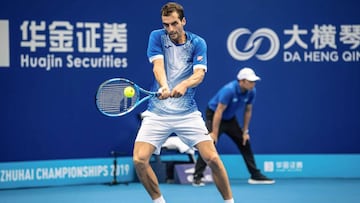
204, 154, 221, 168
133, 155, 148, 170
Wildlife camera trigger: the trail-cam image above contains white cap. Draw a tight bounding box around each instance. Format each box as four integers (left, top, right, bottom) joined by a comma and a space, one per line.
237, 67, 261, 81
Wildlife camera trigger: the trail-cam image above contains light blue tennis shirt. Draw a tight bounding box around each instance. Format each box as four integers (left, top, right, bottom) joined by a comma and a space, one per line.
208, 80, 256, 120
146, 29, 207, 116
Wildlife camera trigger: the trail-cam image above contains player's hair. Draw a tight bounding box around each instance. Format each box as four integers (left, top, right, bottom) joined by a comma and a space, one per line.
161, 2, 185, 20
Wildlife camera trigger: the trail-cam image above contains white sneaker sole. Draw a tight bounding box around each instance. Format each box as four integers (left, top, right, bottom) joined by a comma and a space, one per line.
192, 182, 205, 187
248, 179, 275, 185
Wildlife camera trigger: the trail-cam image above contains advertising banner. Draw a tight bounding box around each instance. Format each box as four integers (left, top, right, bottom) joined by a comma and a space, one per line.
1, 0, 359, 164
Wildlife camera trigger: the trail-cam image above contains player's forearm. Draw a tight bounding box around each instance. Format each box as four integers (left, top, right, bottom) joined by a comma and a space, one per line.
153, 60, 169, 89
180, 69, 205, 88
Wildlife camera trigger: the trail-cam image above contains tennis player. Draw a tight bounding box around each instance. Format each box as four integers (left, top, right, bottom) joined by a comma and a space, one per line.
132, 2, 234, 203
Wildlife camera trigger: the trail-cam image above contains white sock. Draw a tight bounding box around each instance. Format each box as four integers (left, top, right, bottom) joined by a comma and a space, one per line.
153, 195, 166, 203
224, 198, 234, 203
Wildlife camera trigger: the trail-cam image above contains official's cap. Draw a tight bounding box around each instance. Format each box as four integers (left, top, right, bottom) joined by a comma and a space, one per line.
237, 67, 261, 81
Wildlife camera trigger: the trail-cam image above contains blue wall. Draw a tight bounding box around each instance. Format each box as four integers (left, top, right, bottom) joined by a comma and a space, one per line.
1, 0, 360, 162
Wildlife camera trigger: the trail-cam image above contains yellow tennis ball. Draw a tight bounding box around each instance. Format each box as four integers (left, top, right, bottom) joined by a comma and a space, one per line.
124, 86, 135, 98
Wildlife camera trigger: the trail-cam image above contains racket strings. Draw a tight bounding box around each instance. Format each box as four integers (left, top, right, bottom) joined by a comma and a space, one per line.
97, 82, 138, 115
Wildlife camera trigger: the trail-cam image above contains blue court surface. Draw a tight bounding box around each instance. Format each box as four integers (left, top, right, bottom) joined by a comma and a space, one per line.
1, 178, 359, 203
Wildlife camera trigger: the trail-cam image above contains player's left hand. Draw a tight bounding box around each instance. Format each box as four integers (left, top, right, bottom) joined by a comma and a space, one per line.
170, 84, 187, 98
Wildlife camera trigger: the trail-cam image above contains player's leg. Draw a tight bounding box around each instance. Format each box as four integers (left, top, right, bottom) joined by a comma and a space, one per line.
196, 140, 233, 201
176, 111, 233, 201
193, 107, 224, 186
134, 110, 169, 202
133, 141, 163, 200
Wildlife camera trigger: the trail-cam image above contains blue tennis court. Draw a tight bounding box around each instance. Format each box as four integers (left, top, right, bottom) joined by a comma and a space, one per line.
1, 178, 359, 203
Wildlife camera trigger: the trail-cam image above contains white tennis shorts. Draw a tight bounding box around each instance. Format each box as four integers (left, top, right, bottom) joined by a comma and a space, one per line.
135, 110, 212, 155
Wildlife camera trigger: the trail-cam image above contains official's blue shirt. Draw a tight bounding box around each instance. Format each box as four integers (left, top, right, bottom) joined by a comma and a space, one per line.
208, 80, 256, 120
146, 29, 207, 115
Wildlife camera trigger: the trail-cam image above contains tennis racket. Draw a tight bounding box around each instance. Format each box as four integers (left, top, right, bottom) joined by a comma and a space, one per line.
96, 78, 159, 117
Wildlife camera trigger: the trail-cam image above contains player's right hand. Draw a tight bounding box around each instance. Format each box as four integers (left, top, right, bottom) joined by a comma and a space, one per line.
157, 87, 171, 100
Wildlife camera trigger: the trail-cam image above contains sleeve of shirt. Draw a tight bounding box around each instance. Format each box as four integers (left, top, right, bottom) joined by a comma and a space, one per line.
247, 88, 257, 104
218, 86, 233, 106
192, 37, 207, 72
147, 30, 164, 63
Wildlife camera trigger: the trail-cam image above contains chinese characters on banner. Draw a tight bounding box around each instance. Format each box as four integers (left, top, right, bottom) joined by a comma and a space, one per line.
19, 20, 128, 70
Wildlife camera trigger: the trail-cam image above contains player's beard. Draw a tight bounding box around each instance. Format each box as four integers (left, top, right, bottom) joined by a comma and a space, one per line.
168, 30, 185, 44
168, 32, 179, 42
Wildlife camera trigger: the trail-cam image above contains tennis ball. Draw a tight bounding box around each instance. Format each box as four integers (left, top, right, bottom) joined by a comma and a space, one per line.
124, 86, 135, 98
